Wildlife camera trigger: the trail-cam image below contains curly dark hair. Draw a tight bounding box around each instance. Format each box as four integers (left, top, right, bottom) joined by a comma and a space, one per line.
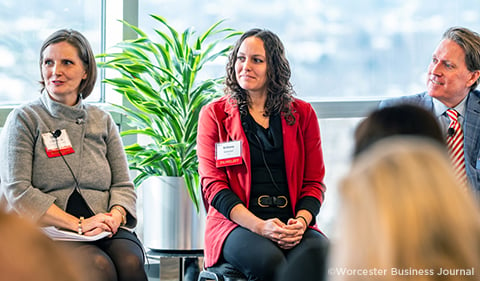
225, 28, 296, 125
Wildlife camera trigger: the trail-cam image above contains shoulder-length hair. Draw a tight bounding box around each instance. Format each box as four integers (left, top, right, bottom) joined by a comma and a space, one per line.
331, 137, 480, 280
225, 28, 295, 125
39, 29, 97, 99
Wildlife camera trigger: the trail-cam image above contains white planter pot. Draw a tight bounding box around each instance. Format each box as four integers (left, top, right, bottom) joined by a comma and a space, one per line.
142, 176, 205, 250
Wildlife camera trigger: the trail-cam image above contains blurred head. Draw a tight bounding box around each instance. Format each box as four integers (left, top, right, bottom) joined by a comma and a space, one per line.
225, 28, 294, 121
0, 212, 84, 281
427, 27, 480, 107
331, 137, 480, 280
353, 104, 445, 157
39, 29, 97, 101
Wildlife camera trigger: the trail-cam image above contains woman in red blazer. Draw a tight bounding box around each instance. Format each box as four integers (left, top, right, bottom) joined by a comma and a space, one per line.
197, 28, 327, 281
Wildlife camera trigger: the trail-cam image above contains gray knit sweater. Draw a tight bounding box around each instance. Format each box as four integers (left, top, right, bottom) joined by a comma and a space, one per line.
0, 93, 137, 227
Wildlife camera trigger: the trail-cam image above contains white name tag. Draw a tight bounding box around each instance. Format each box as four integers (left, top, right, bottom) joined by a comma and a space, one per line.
41, 129, 75, 158
215, 140, 242, 167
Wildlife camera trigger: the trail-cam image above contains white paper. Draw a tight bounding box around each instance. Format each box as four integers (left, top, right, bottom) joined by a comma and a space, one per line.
42, 226, 111, 242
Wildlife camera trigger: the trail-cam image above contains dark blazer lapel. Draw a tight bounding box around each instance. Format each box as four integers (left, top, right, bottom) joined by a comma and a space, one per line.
463, 90, 480, 162
418, 92, 436, 112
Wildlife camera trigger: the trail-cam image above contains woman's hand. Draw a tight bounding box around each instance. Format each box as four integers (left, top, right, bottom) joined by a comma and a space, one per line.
274, 212, 311, 249
40, 204, 124, 237
107, 209, 125, 234
81, 213, 118, 237
257, 218, 304, 249
275, 218, 307, 249
229, 204, 308, 249
257, 218, 288, 241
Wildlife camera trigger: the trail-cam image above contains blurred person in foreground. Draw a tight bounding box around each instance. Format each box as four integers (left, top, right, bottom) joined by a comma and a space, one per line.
380, 26, 480, 197
197, 28, 327, 281
329, 136, 480, 281
353, 103, 445, 157
0, 29, 147, 281
0, 211, 84, 281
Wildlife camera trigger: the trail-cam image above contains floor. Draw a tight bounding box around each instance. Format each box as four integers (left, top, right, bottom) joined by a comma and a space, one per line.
146, 257, 202, 281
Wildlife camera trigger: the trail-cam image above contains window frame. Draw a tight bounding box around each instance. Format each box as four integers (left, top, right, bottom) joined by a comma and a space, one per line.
0, 0, 380, 126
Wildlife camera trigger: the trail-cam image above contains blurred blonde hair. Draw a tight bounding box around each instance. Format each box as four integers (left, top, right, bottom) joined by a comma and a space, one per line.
0, 212, 84, 281
330, 136, 480, 281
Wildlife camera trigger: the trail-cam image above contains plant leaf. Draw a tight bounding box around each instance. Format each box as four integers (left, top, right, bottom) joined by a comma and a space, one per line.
97, 15, 240, 211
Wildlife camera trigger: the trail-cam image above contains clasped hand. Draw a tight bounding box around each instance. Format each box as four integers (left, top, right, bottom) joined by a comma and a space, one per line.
261, 217, 306, 249
80, 212, 122, 237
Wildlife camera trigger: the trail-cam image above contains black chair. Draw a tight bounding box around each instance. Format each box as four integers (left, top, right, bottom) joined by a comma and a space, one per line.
197, 262, 247, 281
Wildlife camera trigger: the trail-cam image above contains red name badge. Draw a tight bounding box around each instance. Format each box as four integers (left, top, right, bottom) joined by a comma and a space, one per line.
45, 147, 75, 158
215, 140, 242, 167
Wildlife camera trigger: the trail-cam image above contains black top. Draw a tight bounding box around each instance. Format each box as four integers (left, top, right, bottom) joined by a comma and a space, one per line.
66, 188, 94, 218
211, 112, 320, 224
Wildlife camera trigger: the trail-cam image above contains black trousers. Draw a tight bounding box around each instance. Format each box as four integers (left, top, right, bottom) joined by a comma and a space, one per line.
222, 226, 328, 281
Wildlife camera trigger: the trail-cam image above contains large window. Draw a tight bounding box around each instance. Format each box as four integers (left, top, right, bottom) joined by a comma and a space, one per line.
138, 0, 480, 236
140, 0, 480, 101
2, 1, 479, 237
0, 0, 102, 104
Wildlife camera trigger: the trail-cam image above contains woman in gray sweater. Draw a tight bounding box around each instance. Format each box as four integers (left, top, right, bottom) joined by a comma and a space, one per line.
0, 29, 147, 281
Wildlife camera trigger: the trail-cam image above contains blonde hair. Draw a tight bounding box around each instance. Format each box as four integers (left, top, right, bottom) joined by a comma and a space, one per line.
0, 212, 84, 281
329, 136, 480, 281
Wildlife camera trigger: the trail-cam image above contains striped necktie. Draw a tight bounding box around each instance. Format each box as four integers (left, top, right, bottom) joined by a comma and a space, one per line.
446, 109, 468, 185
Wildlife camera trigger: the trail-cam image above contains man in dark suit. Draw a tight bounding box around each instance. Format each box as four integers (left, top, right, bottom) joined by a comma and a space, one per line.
380, 26, 480, 199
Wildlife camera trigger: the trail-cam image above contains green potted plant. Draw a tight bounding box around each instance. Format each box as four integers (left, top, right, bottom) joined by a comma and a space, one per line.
97, 15, 240, 249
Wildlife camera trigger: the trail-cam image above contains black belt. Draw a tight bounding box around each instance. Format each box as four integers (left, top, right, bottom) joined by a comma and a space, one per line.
257, 195, 288, 208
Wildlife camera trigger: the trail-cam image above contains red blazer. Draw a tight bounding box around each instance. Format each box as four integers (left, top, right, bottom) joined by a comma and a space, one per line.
197, 95, 326, 267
